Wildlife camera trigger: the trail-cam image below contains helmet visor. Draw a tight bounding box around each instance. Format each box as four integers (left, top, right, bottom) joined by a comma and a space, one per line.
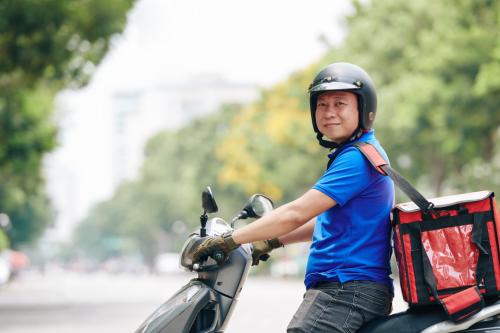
309, 81, 360, 93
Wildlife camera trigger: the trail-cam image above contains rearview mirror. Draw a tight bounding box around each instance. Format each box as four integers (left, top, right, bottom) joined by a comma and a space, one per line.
243, 194, 274, 218
202, 187, 218, 213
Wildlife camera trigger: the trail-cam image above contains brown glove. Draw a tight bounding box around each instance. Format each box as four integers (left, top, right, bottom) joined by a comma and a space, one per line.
251, 238, 283, 266
192, 231, 240, 264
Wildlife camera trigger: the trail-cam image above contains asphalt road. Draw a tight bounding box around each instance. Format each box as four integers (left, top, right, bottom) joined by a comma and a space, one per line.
0, 270, 406, 332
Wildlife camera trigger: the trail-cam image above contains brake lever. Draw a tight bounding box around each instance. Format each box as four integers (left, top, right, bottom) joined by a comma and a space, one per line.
192, 252, 226, 271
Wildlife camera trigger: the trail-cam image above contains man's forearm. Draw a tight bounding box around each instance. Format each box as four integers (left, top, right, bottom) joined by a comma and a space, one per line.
231, 189, 335, 245
278, 218, 315, 245
232, 201, 306, 244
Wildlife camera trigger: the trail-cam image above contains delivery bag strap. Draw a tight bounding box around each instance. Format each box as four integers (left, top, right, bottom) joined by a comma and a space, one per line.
354, 142, 435, 216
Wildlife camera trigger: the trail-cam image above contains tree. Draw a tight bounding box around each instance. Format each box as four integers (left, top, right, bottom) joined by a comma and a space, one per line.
0, 0, 134, 247
332, 0, 500, 196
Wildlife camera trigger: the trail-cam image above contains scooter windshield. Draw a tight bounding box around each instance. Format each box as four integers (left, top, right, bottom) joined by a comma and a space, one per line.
205, 217, 231, 236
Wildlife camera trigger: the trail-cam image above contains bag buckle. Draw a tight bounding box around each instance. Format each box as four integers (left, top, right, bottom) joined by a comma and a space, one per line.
424, 202, 439, 219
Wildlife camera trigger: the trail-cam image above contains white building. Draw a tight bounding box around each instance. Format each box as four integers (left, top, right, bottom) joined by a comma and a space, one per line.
111, 76, 259, 185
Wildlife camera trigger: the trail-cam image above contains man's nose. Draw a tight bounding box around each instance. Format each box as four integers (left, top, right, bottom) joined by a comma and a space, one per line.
324, 105, 337, 118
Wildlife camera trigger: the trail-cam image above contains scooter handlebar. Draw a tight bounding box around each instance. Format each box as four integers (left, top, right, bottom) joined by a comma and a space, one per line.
191, 250, 227, 271
259, 253, 270, 262
212, 251, 226, 265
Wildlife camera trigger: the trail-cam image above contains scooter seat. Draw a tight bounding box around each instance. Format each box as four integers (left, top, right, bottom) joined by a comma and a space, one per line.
359, 298, 500, 333
358, 304, 448, 333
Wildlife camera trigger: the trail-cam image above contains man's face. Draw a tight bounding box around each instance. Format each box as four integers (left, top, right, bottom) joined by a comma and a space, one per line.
315, 91, 359, 144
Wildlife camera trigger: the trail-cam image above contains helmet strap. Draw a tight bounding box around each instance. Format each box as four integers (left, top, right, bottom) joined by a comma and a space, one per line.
316, 127, 363, 151
316, 132, 339, 150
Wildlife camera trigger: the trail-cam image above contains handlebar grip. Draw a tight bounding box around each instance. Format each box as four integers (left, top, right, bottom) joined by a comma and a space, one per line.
213, 251, 226, 264
259, 254, 270, 262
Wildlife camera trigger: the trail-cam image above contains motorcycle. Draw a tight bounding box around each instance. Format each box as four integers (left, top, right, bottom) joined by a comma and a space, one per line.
136, 187, 500, 333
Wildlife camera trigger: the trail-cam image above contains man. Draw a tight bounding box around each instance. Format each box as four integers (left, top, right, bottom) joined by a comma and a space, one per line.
192, 62, 394, 332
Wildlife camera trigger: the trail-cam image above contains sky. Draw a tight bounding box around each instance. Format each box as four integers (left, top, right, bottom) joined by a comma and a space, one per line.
45, 0, 352, 240
91, 0, 352, 90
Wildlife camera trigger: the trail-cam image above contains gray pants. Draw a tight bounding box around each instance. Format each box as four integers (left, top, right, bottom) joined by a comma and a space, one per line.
287, 281, 393, 333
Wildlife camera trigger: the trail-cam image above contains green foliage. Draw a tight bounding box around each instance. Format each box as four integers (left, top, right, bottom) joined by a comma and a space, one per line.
7, 190, 53, 246
0, 0, 134, 248
0, 0, 133, 88
0, 229, 9, 251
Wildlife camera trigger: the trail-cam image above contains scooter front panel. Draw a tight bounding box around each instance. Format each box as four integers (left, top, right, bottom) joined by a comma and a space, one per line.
198, 245, 252, 298
135, 280, 216, 333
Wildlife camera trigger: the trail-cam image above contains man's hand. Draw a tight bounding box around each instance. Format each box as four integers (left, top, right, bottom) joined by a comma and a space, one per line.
192, 232, 240, 265
251, 238, 283, 266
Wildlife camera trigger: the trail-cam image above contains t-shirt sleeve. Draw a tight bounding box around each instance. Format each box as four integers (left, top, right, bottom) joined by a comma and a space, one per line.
313, 147, 373, 206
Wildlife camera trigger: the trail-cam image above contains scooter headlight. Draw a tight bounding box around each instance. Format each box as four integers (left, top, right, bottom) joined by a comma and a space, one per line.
179, 234, 200, 270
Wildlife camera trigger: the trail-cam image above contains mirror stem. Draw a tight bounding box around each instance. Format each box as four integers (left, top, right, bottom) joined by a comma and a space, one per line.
230, 210, 249, 228
230, 216, 238, 228
200, 211, 208, 237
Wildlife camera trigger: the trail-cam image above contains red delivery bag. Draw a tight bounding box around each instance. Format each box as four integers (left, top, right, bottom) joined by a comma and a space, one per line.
355, 142, 500, 322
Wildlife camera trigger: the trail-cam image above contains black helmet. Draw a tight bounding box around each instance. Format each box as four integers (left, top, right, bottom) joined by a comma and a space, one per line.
308, 62, 377, 149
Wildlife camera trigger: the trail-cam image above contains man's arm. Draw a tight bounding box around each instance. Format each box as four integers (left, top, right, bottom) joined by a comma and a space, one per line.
232, 189, 335, 245
278, 218, 316, 245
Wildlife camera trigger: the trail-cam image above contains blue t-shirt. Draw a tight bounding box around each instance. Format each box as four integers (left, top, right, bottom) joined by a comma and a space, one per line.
305, 130, 394, 291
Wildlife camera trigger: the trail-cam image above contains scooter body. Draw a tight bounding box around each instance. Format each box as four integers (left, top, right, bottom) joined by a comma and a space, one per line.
136, 188, 268, 333
136, 218, 253, 333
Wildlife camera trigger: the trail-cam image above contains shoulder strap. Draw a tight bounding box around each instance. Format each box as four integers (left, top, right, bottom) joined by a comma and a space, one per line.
354, 142, 435, 215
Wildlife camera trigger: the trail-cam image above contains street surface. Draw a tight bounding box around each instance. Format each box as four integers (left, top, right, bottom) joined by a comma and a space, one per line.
0, 270, 406, 332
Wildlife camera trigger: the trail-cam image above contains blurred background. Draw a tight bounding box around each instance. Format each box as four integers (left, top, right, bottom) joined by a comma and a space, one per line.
0, 0, 499, 332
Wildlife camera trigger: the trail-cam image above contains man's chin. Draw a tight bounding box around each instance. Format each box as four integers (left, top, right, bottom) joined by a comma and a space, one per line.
323, 136, 342, 144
